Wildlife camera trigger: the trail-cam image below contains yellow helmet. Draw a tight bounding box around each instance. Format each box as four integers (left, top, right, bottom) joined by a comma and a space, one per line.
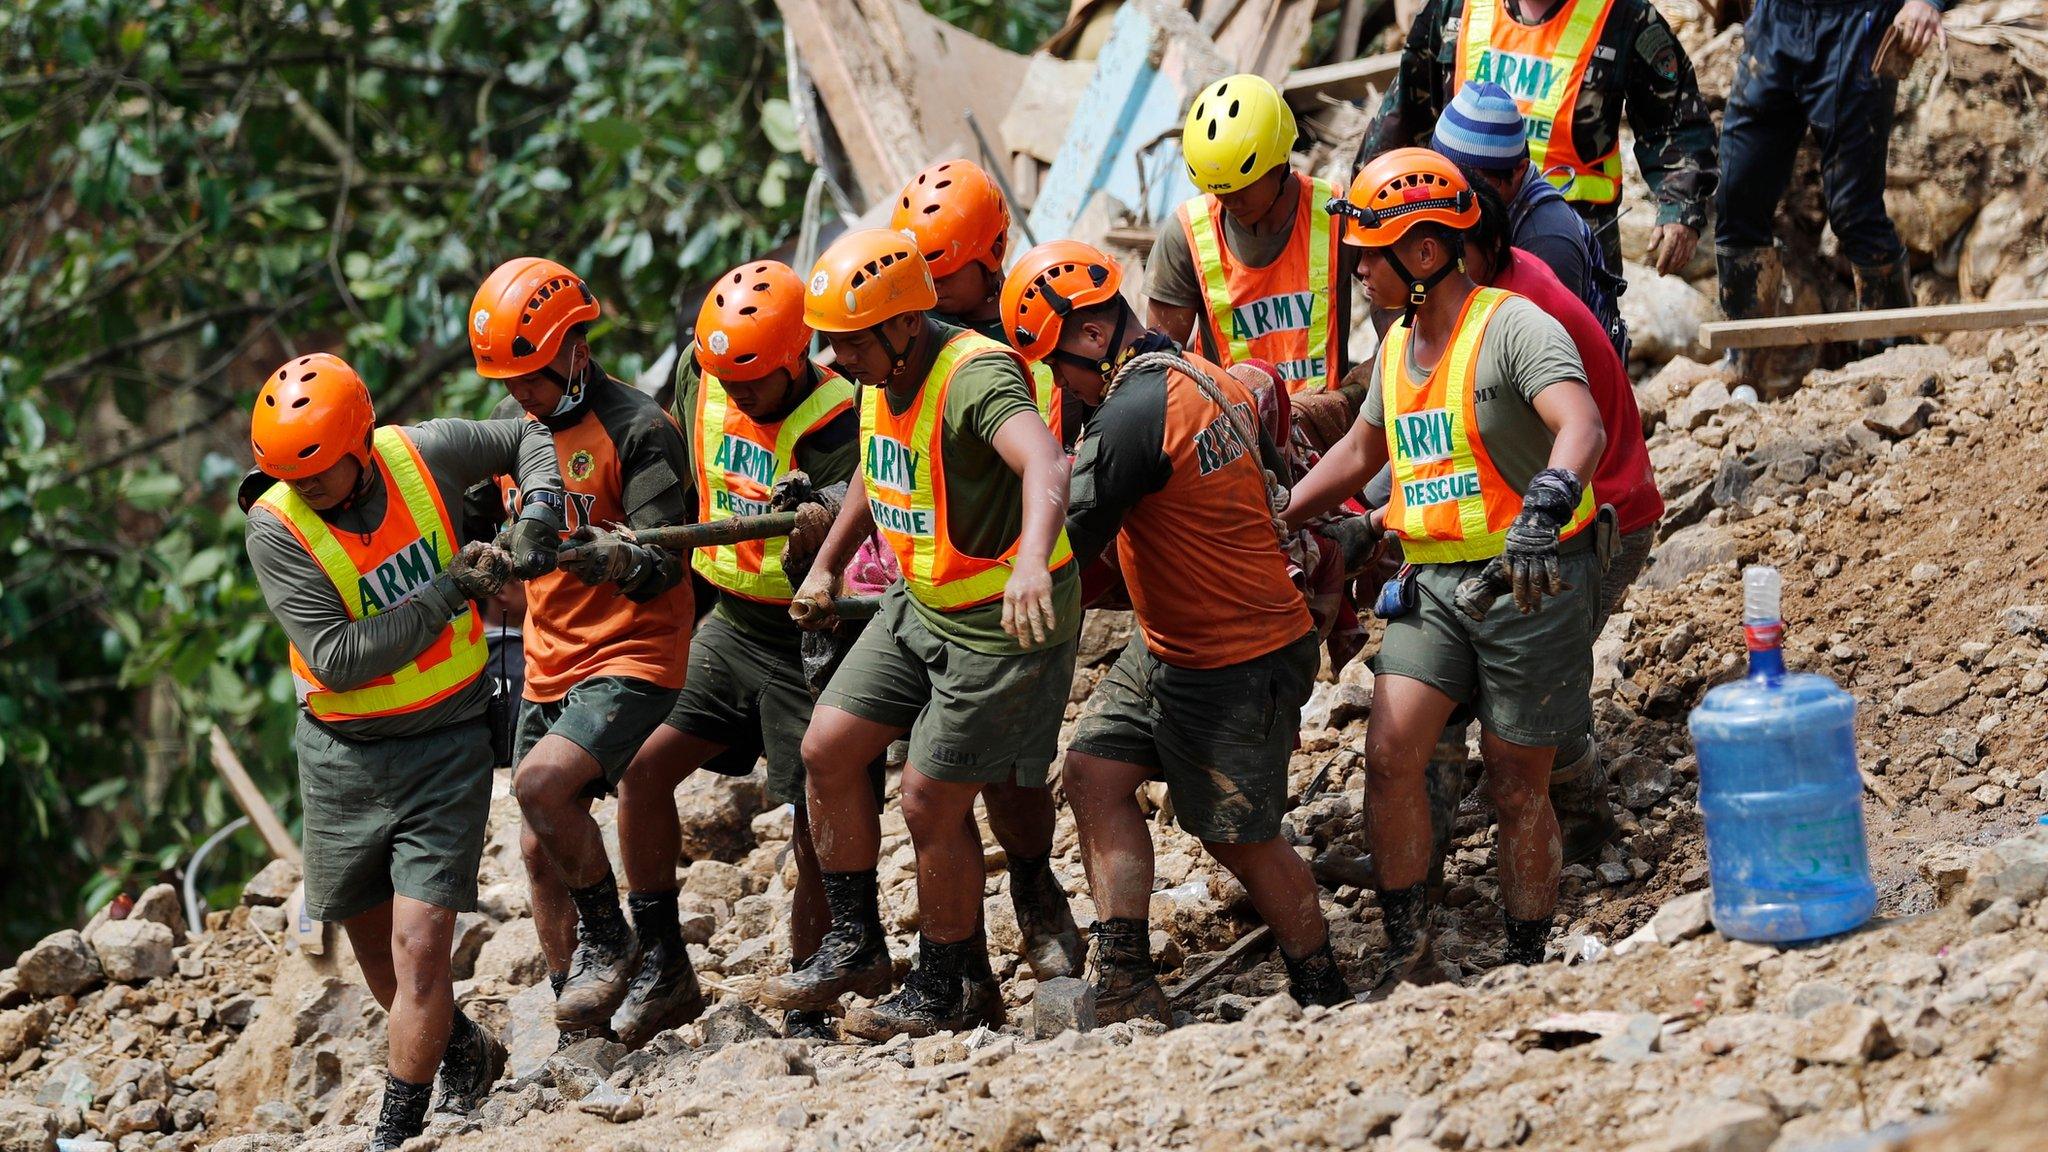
1182, 74, 1297, 195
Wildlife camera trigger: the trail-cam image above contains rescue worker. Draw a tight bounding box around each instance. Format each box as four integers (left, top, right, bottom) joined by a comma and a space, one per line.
467, 258, 698, 1044
889, 159, 1085, 979
1284, 151, 1606, 980
763, 229, 1079, 1038
614, 259, 862, 1041
241, 354, 563, 1149
1360, 0, 1718, 277
1002, 240, 1351, 1021
1147, 74, 1354, 394
1715, 0, 1945, 386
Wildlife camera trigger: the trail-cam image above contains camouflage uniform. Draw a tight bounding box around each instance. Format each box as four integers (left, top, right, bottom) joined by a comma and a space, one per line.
1359, 0, 1719, 270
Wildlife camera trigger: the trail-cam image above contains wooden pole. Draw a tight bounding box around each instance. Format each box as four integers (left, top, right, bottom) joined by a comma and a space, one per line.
1283, 52, 1403, 104
1698, 298, 2048, 352
207, 728, 301, 865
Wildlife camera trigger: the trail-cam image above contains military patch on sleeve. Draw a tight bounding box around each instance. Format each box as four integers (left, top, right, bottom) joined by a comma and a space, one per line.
1638, 23, 1680, 81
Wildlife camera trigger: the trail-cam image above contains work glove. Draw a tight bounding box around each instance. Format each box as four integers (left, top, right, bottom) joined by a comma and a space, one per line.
559, 525, 652, 588
1502, 468, 1582, 614
770, 471, 846, 578
788, 565, 841, 631
507, 493, 566, 579
1321, 513, 1383, 577
448, 541, 513, 601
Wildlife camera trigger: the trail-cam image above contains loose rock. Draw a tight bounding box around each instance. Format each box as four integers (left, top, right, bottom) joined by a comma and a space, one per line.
15, 931, 101, 998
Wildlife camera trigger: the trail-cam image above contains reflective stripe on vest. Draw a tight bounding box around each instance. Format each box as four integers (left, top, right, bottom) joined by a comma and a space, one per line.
1178, 173, 1340, 394
1455, 0, 1624, 205
859, 330, 1075, 612
1381, 287, 1596, 563
254, 426, 486, 720
692, 367, 856, 603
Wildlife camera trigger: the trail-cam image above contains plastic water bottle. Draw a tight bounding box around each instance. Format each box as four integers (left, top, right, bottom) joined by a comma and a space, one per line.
1688, 566, 1877, 942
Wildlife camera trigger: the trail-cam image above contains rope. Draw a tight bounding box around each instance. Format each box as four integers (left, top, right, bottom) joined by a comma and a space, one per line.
1106, 350, 1294, 548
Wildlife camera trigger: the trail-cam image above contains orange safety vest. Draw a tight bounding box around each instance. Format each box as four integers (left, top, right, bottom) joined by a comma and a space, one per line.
692, 365, 856, 604
1176, 172, 1340, 395
1381, 287, 1595, 563
255, 426, 486, 721
860, 330, 1075, 611
1454, 0, 1624, 205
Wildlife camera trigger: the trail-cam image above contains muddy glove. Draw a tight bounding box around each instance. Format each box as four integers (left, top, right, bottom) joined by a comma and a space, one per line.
1322, 514, 1383, 577
507, 491, 566, 579
788, 565, 840, 630
448, 541, 514, 600
559, 525, 654, 588
1503, 468, 1583, 614
770, 471, 846, 578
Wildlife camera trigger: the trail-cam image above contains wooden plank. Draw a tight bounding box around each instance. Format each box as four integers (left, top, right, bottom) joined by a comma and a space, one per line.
1166, 925, 1274, 1003
208, 728, 301, 865
1212, 0, 1319, 80
775, 0, 925, 207
1699, 298, 2048, 351
1284, 51, 1403, 103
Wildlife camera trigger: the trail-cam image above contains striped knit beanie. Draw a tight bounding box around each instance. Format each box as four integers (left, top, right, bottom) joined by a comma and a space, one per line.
1429, 82, 1527, 171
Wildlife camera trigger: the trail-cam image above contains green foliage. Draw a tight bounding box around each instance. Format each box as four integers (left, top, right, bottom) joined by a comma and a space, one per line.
919, 0, 1070, 52
0, 0, 809, 950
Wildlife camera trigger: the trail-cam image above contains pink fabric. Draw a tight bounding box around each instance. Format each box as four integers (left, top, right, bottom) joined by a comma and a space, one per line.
843, 533, 901, 596
1494, 250, 1664, 535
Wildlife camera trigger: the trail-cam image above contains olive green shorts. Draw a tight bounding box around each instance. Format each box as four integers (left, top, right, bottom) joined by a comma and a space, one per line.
514, 675, 680, 793
1370, 549, 1601, 747
1069, 631, 1319, 844
818, 585, 1078, 787
296, 714, 494, 921
665, 611, 817, 805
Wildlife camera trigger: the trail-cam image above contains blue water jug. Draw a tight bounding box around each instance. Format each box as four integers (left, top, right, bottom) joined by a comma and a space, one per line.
1688, 566, 1876, 942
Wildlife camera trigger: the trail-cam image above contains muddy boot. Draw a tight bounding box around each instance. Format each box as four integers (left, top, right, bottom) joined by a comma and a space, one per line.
1281, 936, 1352, 1008
759, 869, 894, 1011
612, 891, 704, 1049
1424, 727, 1468, 900
547, 971, 618, 1049
368, 1074, 433, 1152
556, 874, 640, 1030
1851, 258, 1914, 359
1365, 884, 1432, 1000
842, 934, 1004, 1042
1503, 913, 1554, 968
1548, 736, 1617, 868
1086, 917, 1173, 1026
783, 1009, 838, 1041
433, 1011, 507, 1115
1717, 245, 1794, 397
1007, 854, 1083, 980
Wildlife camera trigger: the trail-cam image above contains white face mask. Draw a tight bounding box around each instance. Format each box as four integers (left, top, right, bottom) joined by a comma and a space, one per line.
547, 352, 589, 418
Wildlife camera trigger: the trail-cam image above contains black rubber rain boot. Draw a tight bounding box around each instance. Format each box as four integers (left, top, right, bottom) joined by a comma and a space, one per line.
1504, 913, 1554, 968
555, 874, 641, 1030
368, 1074, 433, 1152
1086, 917, 1173, 1026
758, 870, 893, 1011
1366, 884, 1433, 1000
1281, 937, 1353, 1008
841, 933, 1003, 1041
612, 890, 706, 1049
1008, 854, 1083, 981
1548, 736, 1618, 868
1424, 727, 1468, 901
1851, 258, 1914, 359
433, 1011, 507, 1115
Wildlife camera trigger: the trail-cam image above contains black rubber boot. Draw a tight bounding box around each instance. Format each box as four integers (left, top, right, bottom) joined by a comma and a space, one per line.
433, 1011, 506, 1115
1504, 914, 1554, 968
783, 1009, 838, 1041
1851, 258, 1914, 358
759, 870, 893, 1011
612, 890, 705, 1048
556, 873, 640, 1030
1366, 884, 1432, 999
1281, 937, 1352, 1008
1717, 244, 1792, 396
841, 933, 1003, 1042
1086, 917, 1172, 1026
1008, 855, 1083, 981
368, 1073, 433, 1152
1424, 728, 1468, 900
1548, 736, 1618, 868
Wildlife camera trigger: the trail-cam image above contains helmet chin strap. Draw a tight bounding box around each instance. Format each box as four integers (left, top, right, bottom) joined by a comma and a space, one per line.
875, 319, 917, 380
1049, 304, 1131, 383
540, 353, 591, 418
1384, 246, 1462, 327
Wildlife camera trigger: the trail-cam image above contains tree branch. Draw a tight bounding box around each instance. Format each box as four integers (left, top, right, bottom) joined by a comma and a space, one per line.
43, 304, 265, 383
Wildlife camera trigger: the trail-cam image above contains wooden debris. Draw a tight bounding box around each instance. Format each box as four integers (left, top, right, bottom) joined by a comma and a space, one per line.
1283, 51, 1403, 105
207, 729, 301, 865
1698, 298, 2048, 351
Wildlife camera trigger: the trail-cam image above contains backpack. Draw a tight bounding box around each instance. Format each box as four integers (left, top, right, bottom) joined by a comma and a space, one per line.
1511, 173, 1631, 363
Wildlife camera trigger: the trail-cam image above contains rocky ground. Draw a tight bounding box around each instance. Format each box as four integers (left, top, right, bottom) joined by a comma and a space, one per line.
2, 324, 2047, 1151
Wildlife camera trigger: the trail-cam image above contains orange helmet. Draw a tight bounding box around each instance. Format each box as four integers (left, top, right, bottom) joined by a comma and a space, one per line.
469, 257, 600, 379
890, 159, 1011, 279
696, 260, 812, 382
1000, 240, 1124, 363
803, 229, 936, 333
250, 353, 375, 480
1330, 148, 1479, 248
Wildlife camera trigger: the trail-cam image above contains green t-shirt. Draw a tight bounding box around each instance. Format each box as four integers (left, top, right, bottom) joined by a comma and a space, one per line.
884, 322, 1080, 656
675, 344, 861, 644
1361, 294, 1584, 493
